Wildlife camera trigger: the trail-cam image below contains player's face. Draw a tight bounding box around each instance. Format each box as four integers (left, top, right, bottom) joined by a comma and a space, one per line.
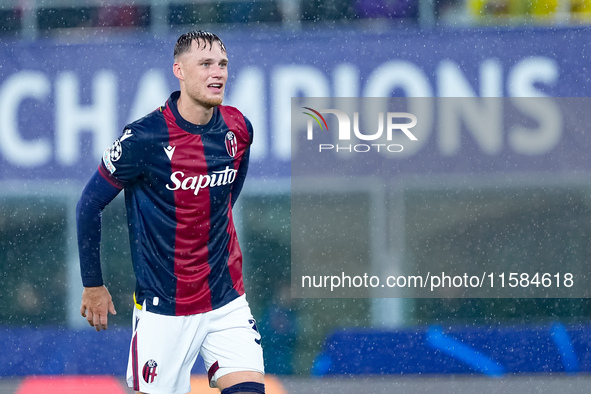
176, 40, 228, 108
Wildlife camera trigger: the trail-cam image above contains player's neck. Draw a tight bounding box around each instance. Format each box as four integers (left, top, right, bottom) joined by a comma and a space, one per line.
176, 94, 214, 126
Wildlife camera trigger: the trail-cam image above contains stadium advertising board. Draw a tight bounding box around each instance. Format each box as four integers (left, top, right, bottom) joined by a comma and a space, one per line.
0, 28, 589, 182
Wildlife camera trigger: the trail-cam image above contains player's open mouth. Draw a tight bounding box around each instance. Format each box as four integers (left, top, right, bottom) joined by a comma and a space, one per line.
208, 83, 223, 91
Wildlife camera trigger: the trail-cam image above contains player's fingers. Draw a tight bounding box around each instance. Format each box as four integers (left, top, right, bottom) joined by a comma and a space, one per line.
109, 301, 117, 316
99, 313, 109, 331
80, 304, 87, 318
85, 309, 95, 327
92, 310, 103, 331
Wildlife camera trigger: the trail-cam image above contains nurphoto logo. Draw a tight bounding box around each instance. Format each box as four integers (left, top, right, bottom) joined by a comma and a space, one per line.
302, 106, 418, 153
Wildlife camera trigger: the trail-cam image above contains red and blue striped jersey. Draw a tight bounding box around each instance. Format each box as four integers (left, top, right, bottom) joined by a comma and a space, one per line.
98, 91, 252, 316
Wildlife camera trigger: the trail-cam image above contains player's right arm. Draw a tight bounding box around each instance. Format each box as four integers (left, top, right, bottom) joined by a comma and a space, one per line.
77, 124, 145, 330
76, 169, 122, 331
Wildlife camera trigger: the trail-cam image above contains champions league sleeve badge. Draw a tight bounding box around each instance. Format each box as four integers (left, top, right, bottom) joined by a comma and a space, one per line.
225, 131, 237, 157
102, 138, 122, 174
110, 139, 123, 162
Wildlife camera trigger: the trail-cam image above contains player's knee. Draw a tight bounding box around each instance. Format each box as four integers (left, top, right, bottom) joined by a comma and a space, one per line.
221, 381, 265, 394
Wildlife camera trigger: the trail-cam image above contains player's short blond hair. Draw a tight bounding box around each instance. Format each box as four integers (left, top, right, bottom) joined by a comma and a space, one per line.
174, 30, 226, 60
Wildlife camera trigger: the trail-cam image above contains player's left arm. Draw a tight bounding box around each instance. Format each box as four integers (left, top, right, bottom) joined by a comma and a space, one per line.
231, 147, 250, 208
230, 115, 253, 207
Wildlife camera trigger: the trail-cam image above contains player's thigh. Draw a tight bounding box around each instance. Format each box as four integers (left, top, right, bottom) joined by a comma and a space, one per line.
200, 296, 264, 388
127, 307, 205, 393
216, 371, 264, 391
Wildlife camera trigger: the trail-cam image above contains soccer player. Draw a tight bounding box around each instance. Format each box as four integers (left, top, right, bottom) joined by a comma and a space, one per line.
76, 30, 265, 394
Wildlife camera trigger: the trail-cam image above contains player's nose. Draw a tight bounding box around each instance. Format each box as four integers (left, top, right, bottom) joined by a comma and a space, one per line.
209, 65, 226, 78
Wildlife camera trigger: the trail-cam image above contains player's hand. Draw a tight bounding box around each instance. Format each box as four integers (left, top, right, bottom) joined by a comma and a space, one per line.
80, 286, 117, 331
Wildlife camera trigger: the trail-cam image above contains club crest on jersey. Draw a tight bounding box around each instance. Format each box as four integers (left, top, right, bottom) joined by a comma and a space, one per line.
142, 359, 158, 384
225, 131, 237, 157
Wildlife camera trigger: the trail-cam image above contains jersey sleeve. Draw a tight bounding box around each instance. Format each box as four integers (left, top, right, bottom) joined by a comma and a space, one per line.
78, 125, 146, 286
76, 169, 122, 287
230, 116, 253, 207
99, 127, 146, 188
244, 114, 254, 145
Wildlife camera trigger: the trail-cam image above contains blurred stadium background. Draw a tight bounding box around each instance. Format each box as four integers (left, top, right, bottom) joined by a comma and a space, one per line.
1, 0, 591, 393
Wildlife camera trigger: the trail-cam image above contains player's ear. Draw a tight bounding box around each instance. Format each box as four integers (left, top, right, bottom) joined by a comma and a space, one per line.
173, 62, 184, 81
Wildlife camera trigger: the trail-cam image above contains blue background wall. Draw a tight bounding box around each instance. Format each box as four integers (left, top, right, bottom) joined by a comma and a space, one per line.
0, 27, 589, 182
